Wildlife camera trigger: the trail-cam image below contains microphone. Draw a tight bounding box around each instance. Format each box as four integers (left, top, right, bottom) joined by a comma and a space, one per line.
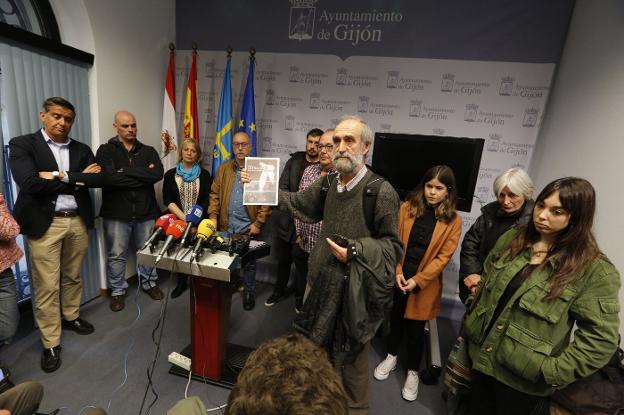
141, 214, 176, 251
179, 205, 204, 248
155, 219, 187, 264
190, 218, 217, 262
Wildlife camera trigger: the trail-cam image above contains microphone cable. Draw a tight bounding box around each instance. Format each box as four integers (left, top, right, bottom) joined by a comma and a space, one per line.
138, 244, 185, 415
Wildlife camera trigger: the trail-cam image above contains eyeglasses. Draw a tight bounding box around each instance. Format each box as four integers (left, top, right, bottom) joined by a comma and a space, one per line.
233, 142, 249, 148
318, 144, 334, 152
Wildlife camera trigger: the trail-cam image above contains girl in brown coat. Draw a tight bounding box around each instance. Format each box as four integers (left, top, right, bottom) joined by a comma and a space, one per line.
373, 165, 462, 401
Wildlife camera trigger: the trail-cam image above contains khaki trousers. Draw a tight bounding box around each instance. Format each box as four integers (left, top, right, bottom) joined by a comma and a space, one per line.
341, 342, 370, 415
0, 381, 43, 414
27, 216, 88, 348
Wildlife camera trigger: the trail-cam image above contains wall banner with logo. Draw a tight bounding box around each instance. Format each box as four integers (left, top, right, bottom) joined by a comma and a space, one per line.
175, 0, 574, 305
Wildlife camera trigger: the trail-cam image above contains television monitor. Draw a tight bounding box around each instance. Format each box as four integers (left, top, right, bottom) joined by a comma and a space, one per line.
371, 133, 484, 212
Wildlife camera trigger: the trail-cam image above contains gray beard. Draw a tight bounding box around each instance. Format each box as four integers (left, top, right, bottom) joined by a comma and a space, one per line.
333, 152, 364, 175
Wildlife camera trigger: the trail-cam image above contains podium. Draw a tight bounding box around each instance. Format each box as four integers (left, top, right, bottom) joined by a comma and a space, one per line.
137, 240, 269, 387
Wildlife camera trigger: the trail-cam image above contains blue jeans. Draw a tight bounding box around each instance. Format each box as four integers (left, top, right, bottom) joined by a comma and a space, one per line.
104, 218, 158, 296
0, 269, 18, 344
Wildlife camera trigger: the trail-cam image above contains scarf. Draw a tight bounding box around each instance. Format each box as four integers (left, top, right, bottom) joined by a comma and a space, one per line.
176, 162, 201, 182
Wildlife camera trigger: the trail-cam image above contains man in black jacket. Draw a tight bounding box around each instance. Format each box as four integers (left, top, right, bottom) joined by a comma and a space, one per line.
9, 97, 105, 373
265, 128, 321, 307
96, 111, 164, 312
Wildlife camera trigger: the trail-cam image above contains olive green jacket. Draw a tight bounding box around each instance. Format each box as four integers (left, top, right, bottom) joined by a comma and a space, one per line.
464, 229, 620, 397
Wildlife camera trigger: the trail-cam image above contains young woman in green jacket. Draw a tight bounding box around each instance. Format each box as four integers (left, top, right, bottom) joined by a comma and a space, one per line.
464, 177, 620, 415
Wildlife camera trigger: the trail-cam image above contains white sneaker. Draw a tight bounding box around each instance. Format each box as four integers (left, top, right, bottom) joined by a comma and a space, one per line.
401, 370, 419, 401
373, 354, 397, 380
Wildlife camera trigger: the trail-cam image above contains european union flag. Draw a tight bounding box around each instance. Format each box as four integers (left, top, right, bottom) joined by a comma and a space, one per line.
212, 57, 233, 176
238, 56, 257, 156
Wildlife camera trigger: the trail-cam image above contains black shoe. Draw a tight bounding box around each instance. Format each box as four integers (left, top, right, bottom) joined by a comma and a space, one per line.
41, 345, 62, 373
243, 292, 255, 310
171, 278, 188, 299
264, 291, 286, 307
62, 317, 94, 335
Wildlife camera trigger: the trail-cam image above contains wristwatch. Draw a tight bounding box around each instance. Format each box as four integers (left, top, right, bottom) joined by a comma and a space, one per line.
52, 171, 60, 179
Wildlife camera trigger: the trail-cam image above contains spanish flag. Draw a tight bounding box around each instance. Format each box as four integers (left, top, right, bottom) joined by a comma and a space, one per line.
183, 49, 199, 142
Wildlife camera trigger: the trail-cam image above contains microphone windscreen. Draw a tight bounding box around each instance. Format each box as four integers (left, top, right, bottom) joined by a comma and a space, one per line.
155, 213, 176, 230
196, 218, 216, 239
165, 220, 187, 239
185, 205, 204, 225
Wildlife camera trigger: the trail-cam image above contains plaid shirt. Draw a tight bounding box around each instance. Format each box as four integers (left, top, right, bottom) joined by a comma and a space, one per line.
294, 164, 336, 253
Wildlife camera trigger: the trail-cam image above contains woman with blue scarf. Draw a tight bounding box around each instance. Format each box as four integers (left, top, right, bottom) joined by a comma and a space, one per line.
162, 138, 212, 297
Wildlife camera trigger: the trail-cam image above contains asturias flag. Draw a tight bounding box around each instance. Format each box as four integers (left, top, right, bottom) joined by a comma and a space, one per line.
161, 48, 177, 172
212, 56, 233, 176
238, 56, 257, 156
183, 50, 199, 142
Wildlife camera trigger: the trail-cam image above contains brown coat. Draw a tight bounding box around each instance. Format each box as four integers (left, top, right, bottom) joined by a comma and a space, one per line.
208, 159, 271, 232
396, 201, 462, 320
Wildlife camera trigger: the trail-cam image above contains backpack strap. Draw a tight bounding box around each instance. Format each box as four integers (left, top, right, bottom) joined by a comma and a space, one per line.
319, 171, 387, 236
320, 172, 338, 213
363, 172, 385, 236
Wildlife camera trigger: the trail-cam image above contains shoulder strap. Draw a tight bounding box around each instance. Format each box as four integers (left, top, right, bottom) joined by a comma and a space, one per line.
320, 172, 338, 211
363, 172, 385, 236
320, 172, 386, 236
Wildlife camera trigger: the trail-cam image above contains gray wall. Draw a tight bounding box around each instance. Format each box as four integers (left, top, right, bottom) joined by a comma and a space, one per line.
531, 0, 624, 336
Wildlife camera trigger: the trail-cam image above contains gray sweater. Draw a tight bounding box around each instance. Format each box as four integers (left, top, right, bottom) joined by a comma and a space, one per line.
278, 168, 403, 287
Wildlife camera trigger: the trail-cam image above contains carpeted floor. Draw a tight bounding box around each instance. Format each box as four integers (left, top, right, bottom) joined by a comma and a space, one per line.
0, 267, 460, 415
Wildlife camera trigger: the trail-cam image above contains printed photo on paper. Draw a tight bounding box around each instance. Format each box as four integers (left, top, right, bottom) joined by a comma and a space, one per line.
244, 157, 280, 206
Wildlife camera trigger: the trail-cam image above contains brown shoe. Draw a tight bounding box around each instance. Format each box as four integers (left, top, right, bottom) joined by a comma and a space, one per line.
110, 295, 125, 312
144, 286, 164, 301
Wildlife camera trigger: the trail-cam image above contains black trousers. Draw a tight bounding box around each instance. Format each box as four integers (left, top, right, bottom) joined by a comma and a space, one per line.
291, 244, 309, 302
386, 289, 426, 371
470, 370, 548, 415
273, 237, 294, 294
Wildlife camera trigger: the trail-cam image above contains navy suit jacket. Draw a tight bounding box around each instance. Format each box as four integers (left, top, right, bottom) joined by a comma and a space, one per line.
9, 130, 105, 237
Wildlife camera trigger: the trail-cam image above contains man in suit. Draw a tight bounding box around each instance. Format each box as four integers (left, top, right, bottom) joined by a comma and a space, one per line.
9, 97, 105, 373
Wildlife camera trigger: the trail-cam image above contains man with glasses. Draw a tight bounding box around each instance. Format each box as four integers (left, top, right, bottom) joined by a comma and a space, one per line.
265, 128, 322, 308
291, 129, 336, 312
208, 131, 271, 310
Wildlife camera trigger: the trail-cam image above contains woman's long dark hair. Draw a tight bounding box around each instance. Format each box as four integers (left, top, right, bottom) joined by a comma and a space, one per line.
407, 165, 457, 223
507, 177, 600, 299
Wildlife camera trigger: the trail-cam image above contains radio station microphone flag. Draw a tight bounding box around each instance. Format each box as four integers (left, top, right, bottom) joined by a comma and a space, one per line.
212, 55, 233, 176
179, 204, 204, 247
155, 219, 187, 264
191, 218, 217, 262
238, 53, 257, 156
161, 46, 178, 172
183, 48, 199, 142
142, 213, 176, 250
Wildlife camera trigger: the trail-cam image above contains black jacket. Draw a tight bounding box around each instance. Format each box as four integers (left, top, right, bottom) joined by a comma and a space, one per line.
275, 151, 309, 242
96, 137, 163, 221
162, 167, 212, 217
458, 200, 534, 302
9, 131, 105, 237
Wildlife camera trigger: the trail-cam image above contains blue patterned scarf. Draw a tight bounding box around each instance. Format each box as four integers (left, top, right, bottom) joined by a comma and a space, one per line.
176, 162, 201, 182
